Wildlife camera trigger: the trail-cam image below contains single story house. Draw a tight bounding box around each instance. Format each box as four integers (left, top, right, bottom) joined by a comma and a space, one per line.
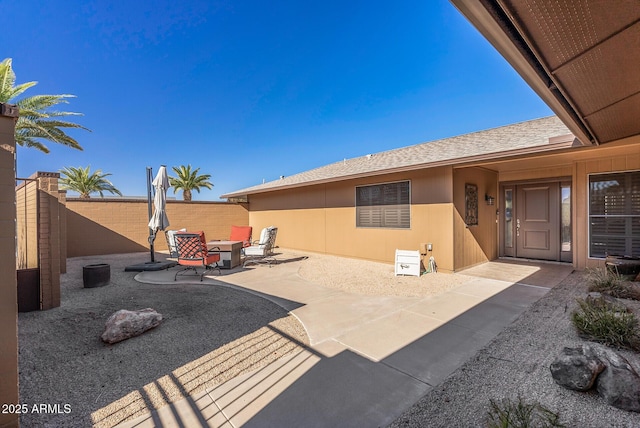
222, 116, 639, 272
223, 1, 640, 273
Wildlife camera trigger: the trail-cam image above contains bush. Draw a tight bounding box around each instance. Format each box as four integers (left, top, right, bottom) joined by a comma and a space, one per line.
586, 268, 640, 301
571, 296, 640, 351
486, 397, 564, 428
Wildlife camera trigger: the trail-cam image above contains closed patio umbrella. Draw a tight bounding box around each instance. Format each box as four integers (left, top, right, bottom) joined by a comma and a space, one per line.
125, 166, 176, 271
148, 165, 170, 262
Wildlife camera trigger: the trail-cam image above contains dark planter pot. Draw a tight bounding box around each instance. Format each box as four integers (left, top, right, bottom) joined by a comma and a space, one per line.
17, 268, 40, 312
605, 256, 640, 280
83, 264, 111, 288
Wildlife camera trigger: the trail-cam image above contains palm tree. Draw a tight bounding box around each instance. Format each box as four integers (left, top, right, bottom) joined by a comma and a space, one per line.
0, 58, 89, 153
169, 165, 213, 201
59, 166, 122, 199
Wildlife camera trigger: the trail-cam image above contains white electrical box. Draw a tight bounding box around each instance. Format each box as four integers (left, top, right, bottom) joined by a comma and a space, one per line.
395, 249, 421, 277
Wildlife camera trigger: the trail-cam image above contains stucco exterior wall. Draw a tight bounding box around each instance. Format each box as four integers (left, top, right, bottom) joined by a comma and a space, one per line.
248, 167, 461, 271
245, 136, 640, 273
66, 199, 249, 257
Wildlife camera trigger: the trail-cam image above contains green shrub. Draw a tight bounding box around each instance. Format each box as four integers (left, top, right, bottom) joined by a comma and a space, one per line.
586, 268, 640, 301
571, 296, 640, 351
486, 397, 564, 428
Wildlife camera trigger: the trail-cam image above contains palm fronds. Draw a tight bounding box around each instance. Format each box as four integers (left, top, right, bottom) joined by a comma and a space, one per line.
1, 58, 89, 153
59, 166, 122, 198
169, 165, 213, 201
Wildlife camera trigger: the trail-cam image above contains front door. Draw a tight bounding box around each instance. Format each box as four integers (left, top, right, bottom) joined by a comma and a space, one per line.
502, 182, 567, 261
517, 183, 559, 260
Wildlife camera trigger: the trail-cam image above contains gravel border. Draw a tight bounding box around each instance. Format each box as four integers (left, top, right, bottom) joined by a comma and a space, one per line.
388, 271, 640, 428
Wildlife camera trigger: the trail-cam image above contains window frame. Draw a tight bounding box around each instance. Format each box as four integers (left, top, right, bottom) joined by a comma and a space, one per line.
588, 169, 640, 259
355, 180, 411, 229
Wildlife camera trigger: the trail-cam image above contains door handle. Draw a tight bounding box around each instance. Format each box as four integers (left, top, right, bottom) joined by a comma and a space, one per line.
516, 218, 520, 237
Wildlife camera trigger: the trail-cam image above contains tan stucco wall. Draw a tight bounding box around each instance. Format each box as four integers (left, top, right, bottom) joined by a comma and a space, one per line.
248, 167, 462, 271
453, 167, 499, 270
66, 199, 249, 257
247, 137, 640, 272
0, 108, 19, 428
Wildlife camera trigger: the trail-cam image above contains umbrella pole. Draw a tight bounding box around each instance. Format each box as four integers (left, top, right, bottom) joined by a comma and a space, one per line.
147, 166, 156, 263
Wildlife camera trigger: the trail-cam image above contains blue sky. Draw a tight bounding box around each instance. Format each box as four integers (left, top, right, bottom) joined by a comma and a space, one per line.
2, 1, 552, 200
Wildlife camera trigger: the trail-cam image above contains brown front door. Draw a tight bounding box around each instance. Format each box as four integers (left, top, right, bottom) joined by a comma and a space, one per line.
516, 183, 560, 260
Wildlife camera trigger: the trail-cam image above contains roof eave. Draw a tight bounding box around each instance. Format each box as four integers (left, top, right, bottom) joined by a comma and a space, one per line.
221, 138, 576, 198
449, 0, 597, 146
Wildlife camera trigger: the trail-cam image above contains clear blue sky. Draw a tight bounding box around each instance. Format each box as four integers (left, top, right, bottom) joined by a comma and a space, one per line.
2, 1, 552, 200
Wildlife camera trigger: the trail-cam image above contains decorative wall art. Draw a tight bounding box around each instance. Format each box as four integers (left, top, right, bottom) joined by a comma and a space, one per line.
465, 183, 478, 226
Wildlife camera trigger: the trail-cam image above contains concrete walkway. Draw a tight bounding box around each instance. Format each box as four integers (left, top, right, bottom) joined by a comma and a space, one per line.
122, 257, 572, 427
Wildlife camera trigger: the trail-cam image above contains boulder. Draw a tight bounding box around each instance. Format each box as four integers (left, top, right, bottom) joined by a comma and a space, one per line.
101, 308, 162, 344
551, 345, 640, 412
550, 345, 605, 391
591, 345, 640, 413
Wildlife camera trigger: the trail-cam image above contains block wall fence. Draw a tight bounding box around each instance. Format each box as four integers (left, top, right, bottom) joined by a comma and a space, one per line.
65, 199, 249, 257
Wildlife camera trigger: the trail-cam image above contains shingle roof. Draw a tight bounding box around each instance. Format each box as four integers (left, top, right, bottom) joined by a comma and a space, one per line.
222, 116, 573, 198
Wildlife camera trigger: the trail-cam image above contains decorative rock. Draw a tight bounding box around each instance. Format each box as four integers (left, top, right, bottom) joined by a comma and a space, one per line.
550, 345, 605, 391
591, 345, 640, 413
551, 344, 640, 412
101, 308, 162, 344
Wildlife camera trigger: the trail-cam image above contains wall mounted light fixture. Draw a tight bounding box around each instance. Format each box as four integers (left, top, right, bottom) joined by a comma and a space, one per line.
485, 194, 495, 205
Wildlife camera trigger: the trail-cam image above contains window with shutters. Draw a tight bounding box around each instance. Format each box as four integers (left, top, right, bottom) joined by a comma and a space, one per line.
356, 181, 410, 228
589, 171, 640, 258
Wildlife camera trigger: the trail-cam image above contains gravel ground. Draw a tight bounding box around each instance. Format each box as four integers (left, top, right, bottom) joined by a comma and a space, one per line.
388, 271, 640, 428
18, 251, 640, 427
297, 251, 475, 297
18, 253, 308, 428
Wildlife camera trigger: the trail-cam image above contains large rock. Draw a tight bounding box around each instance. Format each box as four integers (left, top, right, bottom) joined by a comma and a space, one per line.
550, 345, 605, 391
101, 308, 162, 344
591, 345, 640, 413
551, 345, 640, 412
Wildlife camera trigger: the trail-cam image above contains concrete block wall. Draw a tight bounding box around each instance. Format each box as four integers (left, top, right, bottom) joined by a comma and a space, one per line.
15, 179, 38, 269
35, 173, 61, 310
65, 199, 249, 257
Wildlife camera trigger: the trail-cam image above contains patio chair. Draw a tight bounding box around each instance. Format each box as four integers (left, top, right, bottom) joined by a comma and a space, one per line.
174, 231, 221, 281
243, 226, 278, 267
165, 228, 186, 258
229, 225, 253, 249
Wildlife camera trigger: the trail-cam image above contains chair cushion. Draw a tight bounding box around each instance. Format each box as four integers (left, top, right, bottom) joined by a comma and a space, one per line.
166, 228, 187, 256
244, 246, 267, 256
230, 225, 252, 247
257, 227, 270, 245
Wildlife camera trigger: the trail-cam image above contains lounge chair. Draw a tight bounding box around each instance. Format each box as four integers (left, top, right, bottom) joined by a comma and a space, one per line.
174, 231, 221, 281
243, 226, 278, 267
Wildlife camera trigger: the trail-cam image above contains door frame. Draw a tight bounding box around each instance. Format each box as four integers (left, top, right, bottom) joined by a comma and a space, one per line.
499, 178, 572, 262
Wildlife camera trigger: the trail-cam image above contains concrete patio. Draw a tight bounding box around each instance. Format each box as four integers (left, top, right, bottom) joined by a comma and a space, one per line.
122, 253, 573, 427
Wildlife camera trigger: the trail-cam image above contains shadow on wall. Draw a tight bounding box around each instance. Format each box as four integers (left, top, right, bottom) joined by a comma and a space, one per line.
66, 211, 147, 257
453, 202, 496, 271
